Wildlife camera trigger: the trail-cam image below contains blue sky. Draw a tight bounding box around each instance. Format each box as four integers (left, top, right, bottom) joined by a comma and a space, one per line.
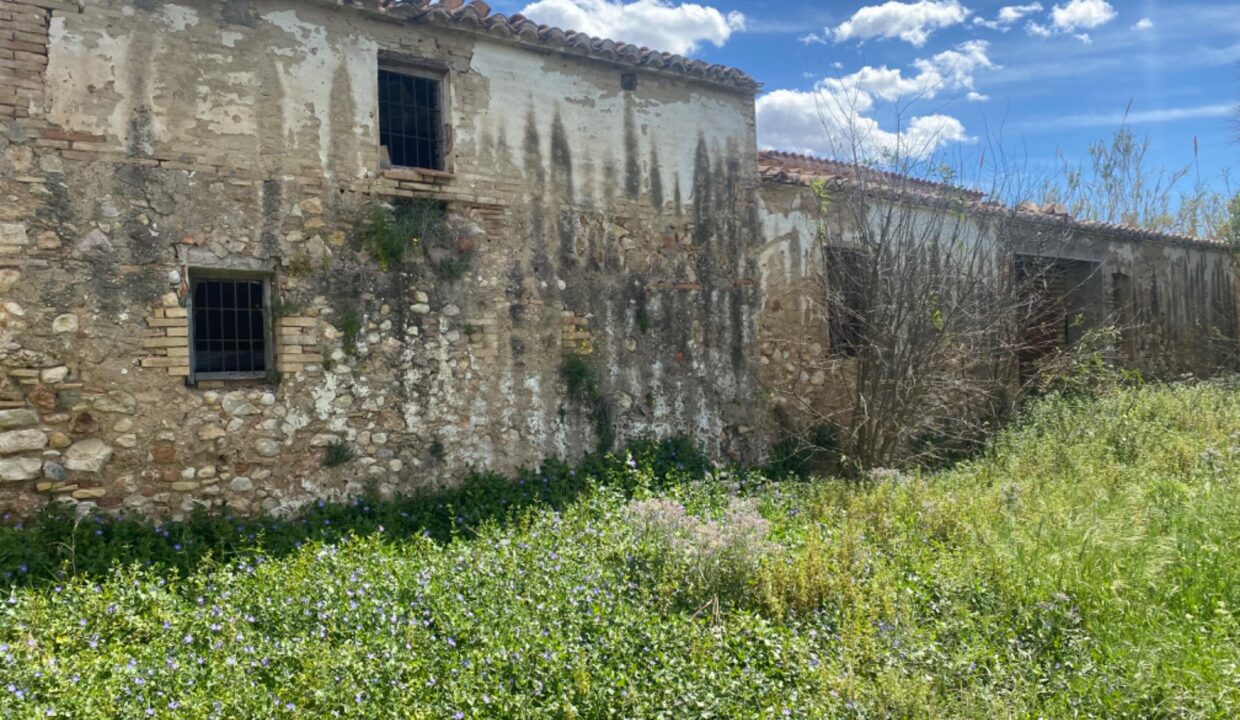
488, 0, 1240, 196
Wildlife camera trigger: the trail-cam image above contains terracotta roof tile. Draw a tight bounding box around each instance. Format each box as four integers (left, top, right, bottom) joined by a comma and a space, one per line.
357, 0, 759, 91
758, 150, 984, 201
758, 150, 1224, 249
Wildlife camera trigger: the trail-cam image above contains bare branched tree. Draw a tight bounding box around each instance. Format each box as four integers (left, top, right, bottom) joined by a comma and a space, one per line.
761, 62, 1240, 474
762, 93, 1100, 475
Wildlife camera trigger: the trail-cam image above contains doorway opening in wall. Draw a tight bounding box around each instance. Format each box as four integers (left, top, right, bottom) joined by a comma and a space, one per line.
1112, 271, 1137, 362
1015, 255, 1102, 380
188, 272, 273, 380
825, 246, 868, 357
378, 67, 442, 171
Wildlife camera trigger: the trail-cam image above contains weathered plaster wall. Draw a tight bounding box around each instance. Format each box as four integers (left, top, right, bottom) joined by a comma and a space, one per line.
755, 178, 1240, 424
3, 0, 1231, 517
0, 0, 765, 517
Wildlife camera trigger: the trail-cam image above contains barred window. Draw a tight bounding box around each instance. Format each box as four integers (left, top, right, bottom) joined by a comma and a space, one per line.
378, 68, 442, 170
189, 275, 271, 378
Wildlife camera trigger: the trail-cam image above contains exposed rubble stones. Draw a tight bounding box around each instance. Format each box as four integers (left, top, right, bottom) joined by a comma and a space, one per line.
26, 384, 57, 412
0, 269, 19, 293
0, 409, 38, 430
70, 412, 100, 435
222, 391, 262, 417
77, 229, 112, 253
51, 314, 79, 334
0, 0, 1226, 524
0, 223, 28, 246
93, 392, 136, 414
40, 366, 70, 383
198, 425, 226, 441
42, 460, 66, 482
0, 457, 42, 482
0, 429, 47, 455
64, 439, 114, 473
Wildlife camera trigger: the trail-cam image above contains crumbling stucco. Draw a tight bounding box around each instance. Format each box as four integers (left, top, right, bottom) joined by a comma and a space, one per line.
0, 0, 1234, 519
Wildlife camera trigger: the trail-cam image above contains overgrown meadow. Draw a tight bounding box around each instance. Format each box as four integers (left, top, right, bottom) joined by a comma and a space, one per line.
2, 381, 1239, 718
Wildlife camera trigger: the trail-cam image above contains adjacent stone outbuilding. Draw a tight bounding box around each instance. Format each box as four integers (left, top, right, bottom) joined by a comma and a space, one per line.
0, 1, 1235, 517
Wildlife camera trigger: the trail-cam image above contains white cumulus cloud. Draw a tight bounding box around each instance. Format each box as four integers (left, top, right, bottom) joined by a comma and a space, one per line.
973, 3, 1043, 31
831, 0, 970, 47
1133, 17, 1153, 31
756, 41, 995, 159
1025, 21, 1053, 37
756, 87, 970, 160
1049, 0, 1116, 33
1024, 0, 1115, 40
518, 0, 745, 55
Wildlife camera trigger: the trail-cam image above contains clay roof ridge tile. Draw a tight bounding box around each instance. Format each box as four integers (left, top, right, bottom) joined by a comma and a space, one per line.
394, 1, 757, 89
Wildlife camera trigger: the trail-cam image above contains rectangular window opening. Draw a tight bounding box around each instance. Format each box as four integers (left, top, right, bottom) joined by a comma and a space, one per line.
190, 275, 270, 379
826, 247, 867, 357
378, 68, 442, 170
1112, 271, 1137, 362
1015, 255, 1102, 377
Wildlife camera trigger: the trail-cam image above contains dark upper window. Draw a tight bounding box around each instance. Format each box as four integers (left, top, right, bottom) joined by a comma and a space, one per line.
190, 275, 270, 377
378, 68, 441, 170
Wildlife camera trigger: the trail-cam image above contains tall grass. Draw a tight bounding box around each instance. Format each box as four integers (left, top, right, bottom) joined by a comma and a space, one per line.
0, 382, 1238, 717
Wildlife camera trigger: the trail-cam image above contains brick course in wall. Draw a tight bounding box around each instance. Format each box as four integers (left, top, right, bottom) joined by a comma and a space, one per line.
141, 305, 191, 377
0, 0, 1231, 520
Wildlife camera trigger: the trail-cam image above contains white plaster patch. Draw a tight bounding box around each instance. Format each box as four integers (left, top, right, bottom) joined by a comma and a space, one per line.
46, 17, 133, 142
265, 10, 378, 175
311, 371, 340, 421
221, 31, 243, 48
194, 76, 256, 136
468, 42, 752, 206
159, 4, 199, 32
757, 192, 818, 282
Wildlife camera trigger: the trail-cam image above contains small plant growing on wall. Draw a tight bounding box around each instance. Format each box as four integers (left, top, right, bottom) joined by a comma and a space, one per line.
560, 353, 616, 452
635, 305, 651, 334
337, 307, 362, 356
363, 199, 475, 280
363, 203, 420, 271
560, 354, 598, 402
285, 249, 315, 278
322, 441, 356, 468
272, 294, 304, 318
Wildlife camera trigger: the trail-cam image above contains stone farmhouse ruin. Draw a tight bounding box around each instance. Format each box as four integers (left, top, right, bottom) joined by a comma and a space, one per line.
0, 0, 1235, 516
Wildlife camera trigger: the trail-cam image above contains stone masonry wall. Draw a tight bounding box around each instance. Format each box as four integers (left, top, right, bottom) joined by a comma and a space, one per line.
4, 1, 1230, 518
754, 178, 1240, 434
0, 0, 766, 517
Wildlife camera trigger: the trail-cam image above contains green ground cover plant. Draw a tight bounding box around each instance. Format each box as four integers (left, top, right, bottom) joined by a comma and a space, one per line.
1, 382, 1239, 718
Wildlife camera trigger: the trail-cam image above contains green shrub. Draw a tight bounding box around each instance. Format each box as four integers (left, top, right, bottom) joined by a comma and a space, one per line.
362, 199, 474, 282
362, 203, 421, 271
559, 353, 597, 402
321, 440, 356, 468
2, 384, 1240, 717
336, 307, 362, 356
768, 424, 839, 478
